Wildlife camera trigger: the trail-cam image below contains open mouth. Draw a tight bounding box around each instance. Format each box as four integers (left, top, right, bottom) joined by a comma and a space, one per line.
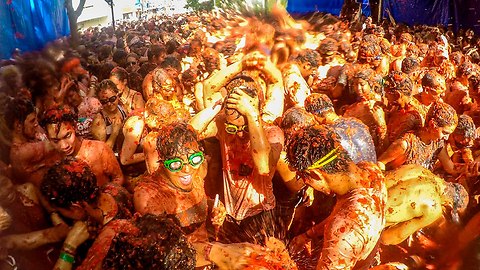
179, 175, 192, 186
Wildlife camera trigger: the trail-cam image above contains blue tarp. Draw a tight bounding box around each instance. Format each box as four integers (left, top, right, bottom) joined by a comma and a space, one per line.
1, 0, 480, 59
286, 0, 480, 35
0, 0, 69, 59
286, 0, 371, 17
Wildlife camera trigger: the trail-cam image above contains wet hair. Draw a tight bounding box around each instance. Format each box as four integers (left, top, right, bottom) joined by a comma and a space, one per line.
97, 62, 116, 81
102, 214, 196, 270
384, 71, 413, 96
421, 70, 445, 89
110, 67, 129, 82
156, 122, 201, 160
401, 57, 419, 74
304, 93, 334, 116
181, 68, 198, 86
41, 157, 98, 208
128, 71, 143, 91
97, 79, 119, 95
286, 125, 350, 173
280, 107, 316, 139
225, 75, 258, 96
454, 114, 476, 139
4, 97, 35, 129
290, 49, 321, 68
426, 101, 458, 129
41, 106, 77, 128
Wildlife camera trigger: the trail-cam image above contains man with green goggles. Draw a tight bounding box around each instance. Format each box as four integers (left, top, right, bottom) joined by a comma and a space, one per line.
163, 151, 205, 172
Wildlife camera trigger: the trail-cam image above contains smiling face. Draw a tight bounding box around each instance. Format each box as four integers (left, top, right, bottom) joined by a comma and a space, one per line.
46, 122, 77, 156
161, 143, 204, 192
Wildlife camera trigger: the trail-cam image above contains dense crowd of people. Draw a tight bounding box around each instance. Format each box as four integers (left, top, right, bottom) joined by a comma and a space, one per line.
2, 4, 480, 269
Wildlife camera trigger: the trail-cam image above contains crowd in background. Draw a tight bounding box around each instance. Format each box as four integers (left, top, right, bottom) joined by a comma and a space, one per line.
2, 4, 480, 269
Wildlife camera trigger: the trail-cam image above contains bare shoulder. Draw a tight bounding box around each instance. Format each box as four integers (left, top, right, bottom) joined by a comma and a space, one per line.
264, 125, 285, 144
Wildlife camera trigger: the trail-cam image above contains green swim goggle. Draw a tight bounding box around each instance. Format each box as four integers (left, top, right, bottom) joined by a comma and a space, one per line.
163, 152, 205, 172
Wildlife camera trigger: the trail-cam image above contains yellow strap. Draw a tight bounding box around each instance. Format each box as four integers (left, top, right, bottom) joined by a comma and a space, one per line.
307, 147, 338, 170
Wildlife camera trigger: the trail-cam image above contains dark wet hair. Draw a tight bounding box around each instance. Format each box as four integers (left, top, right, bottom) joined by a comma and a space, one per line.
103, 214, 196, 270
426, 101, 458, 129
401, 57, 419, 74
357, 42, 381, 60
286, 125, 350, 173
4, 97, 35, 129
41, 106, 77, 128
304, 93, 334, 116
156, 122, 201, 160
384, 71, 413, 96
454, 114, 476, 139
280, 107, 316, 131
41, 157, 98, 208
225, 75, 258, 96
421, 70, 444, 89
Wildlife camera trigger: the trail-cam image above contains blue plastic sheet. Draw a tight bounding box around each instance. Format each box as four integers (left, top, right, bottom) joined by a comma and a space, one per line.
0, 0, 69, 59
287, 0, 371, 17
454, 0, 480, 34
286, 0, 479, 35
383, 0, 449, 26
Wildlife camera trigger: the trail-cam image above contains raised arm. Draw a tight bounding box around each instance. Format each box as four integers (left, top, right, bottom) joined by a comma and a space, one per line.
189, 92, 223, 140
120, 116, 145, 165
202, 61, 243, 107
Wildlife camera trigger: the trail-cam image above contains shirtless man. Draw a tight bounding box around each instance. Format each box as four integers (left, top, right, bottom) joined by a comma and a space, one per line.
381, 164, 469, 245
384, 71, 424, 143
282, 49, 321, 108
287, 125, 386, 269
41, 106, 124, 186
304, 93, 377, 164
343, 68, 388, 154
134, 122, 225, 242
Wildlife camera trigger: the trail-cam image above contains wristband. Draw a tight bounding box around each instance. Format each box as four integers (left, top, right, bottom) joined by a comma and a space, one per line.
59, 252, 75, 264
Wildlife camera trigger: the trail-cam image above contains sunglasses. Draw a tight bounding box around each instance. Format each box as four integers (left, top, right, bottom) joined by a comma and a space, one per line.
163, 151, 204, 172
225, 123, 248, 135
99, 95, 117, 105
